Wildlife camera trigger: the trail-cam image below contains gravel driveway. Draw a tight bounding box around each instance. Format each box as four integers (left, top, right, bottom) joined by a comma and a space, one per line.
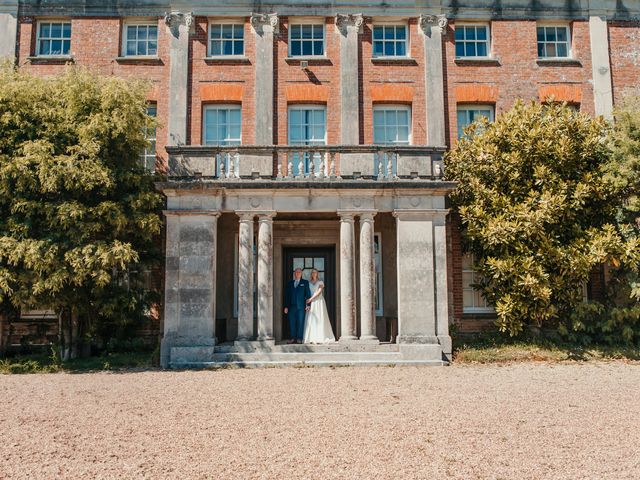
1, 362, 639, 479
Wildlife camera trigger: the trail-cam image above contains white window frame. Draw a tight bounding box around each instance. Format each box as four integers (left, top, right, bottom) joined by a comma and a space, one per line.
288, 20, 326, 57
454, 23, 491, 59
536, 24, 571, 59
372, 105, 412, 146
202, 104, 242, 145
122, 20, 159, 57
36, 20, 72, 57
208, 19, 245, 57
287, 105, 327, 145
374, 232, 384, 316
462, 253, 494, 314
456, 104, 495, 139
372, 23, 409, 58
141, 103, 157, 172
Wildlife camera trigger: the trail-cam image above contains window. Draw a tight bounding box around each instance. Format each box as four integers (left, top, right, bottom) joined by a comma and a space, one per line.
203, 105, 242, 145
141, 104, 157, 171
374, 233, 384, 316
537, 25, 570, 58
455, 24, 489, 58
123, 23, 158, 57
209, 23, 244, 56
457, 105, 494, 138
289, 24, 325, 57
37, 21, 71, 56
288, 106, 326, 175
372, 25, 408, 57
462, 254, 494, 313
373, 106, 411, 145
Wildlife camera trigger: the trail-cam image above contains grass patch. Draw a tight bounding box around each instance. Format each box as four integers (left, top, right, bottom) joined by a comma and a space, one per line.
0, 350, 154, 374
453, 332, 640, 364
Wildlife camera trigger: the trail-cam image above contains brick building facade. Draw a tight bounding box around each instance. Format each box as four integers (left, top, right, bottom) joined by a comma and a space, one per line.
0, 0, 637, 366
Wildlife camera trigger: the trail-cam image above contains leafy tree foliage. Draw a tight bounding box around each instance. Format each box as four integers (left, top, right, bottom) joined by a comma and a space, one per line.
0, 66, 163, 359
445, 101, 640, 338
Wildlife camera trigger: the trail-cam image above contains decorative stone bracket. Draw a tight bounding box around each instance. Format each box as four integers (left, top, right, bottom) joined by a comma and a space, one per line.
251, 13, 279, 35
335, 13, 364, 36
164, 11, 194, 37
419, 14, 448, 35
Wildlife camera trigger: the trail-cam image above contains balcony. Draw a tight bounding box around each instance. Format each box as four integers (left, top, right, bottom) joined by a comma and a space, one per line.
166, 145, 446, 182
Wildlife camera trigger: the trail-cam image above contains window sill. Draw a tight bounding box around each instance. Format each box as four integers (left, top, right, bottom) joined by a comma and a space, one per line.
203, 55, 251, 64
537, 58, 582, 66
114, 56, 163, 64
285, 56, 332, 65
454, 57, 501, 66
462, 310, 496, 318
27, 55, 74, 64
371, 57, 418, 65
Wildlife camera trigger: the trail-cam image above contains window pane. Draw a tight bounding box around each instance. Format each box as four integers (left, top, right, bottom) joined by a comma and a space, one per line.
62, 40, 71, 55
290, 24, 301, 39
397, 126, 409, 143
302, 41, 312, 56
210, 40, 221, 55
454, 27, 464, 41
477, 43, 487, 57
51, 40, 62, 54
396, 42, 406, 56
373, 41, 384, 56
373, 110, 385, 125
51, 23, 62, 37
301, 25, 312, 39
223, 40, 233, 55
289, 125, 302, 142
313, 25, 323, 39
384, 42, 394, 56
138, 28, 147, 40
465, 43, 476, 57
546, 27, 556, 41
234, 40, 244, 55
313, 109, 325, 124
384, 26, 394, 39
148, 26, 157, 40
222, 24, 233, 39
137, 42, 146, 56
537, 27, 545, 42
40, 41, 50, 55
477, 26, 487, 40
466, 27, 476, 40
396, 26, 407, 40
314, 41, 323, 55
557, 27, 567, 42
291, 41, 301, 56
373, 26, 384, 40
40, 23, 50, 37
148, 41, 157, 55
455, 42, 465, 57
373, 126, 385, 144
556, 43, 568, 57
546, 43, 556, 57
234, 24, 244, 38
210, 24, 221, 38
537, 43, 545, 57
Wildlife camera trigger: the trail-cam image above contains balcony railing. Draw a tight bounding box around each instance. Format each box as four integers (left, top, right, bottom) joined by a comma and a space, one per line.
166, 145, 447, 181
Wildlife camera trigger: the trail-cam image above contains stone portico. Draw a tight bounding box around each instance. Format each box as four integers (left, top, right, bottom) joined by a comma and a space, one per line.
159, 145, 455, 367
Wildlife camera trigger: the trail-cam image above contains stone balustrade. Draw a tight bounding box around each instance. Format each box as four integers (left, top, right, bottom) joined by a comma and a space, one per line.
166, 145, 446, 181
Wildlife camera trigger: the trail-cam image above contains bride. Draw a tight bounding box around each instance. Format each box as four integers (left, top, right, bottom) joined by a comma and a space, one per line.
303, 269, 336, 344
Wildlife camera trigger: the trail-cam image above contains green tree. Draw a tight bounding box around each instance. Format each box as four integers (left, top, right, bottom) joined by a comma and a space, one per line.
445, 101, 640, 337
0, 66, 163, 359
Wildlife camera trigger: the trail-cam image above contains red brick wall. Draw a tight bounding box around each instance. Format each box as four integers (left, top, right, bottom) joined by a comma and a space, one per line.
444, 20, 594, 147
609, 21, 640, 105
189, 16, 256, 145
16, 17, 170, 172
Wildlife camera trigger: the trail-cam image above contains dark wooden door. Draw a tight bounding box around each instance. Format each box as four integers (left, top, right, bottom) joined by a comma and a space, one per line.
283, 246, 336, 339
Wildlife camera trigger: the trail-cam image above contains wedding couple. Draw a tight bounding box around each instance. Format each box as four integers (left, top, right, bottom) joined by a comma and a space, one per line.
284, 268, 335, 344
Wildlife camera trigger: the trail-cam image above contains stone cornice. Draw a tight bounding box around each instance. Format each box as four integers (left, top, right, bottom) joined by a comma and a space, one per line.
335, 13, 364, 35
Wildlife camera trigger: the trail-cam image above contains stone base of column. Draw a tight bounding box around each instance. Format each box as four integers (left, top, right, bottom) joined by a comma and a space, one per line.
359, 336, 380, 344
397, 335, 439, 344
338, 335, 359, 343
161, 334, 217, 368
438, 334, 452, 362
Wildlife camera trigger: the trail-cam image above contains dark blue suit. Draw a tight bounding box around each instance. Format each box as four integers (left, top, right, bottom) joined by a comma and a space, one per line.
285, 278, 311, 340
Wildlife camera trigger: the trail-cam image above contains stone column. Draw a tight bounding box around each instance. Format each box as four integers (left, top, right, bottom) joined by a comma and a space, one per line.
251, 13, 278, 145
0, 9, 18, 59
161, 211, 219, 368
257, 213, 275, 342
419, 15, 448, 146
359, 212, 379, 343
237, 212, 255, 341
336, 14, 363, 144
394, 210, 437, 344
589, 15, 614, 120
165, 11, 193, 146
338, 212, 358, 342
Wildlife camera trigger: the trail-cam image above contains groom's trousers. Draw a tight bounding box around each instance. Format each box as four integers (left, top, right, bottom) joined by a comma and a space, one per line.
288, 307, 305, 340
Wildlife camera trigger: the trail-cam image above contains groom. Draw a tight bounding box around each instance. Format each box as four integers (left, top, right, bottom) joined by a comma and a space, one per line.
284, 268, 311, 344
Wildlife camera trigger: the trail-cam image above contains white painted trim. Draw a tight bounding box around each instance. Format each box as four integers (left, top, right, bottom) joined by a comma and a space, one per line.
208, 19, 245, 57
536, 22, 572, 59
121, 19, 159, 58
288, 21, 326, 57
35, 19, 72, 57
371, 22, 410, 58
372, 104, 413, 146
202, 104, 243, 145
453, 22, 492, 59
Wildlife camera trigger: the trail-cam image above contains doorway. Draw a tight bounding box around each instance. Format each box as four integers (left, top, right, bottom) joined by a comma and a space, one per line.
282, 246, 336, 340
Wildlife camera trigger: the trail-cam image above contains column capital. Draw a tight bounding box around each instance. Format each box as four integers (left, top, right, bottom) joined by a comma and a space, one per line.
360, 211, 377, 222
251, 12, 279, 34
164, 11, 194, 35
337, 210, 357, 222
257, 211, 277, 221
335, 13, 364, 36
236, 211, 256, 222
419, 14, 448, 35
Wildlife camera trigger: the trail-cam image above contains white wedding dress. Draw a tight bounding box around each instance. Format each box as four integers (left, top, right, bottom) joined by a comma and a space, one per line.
303, 281, 336, 344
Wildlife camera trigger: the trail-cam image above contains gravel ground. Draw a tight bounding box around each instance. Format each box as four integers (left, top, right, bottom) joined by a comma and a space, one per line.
1, 362, 639, 480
